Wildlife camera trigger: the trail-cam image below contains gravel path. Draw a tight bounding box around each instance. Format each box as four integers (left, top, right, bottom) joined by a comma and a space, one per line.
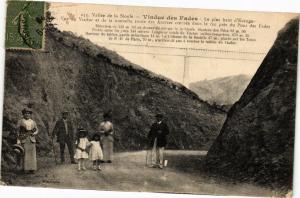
10, 150, 280, 196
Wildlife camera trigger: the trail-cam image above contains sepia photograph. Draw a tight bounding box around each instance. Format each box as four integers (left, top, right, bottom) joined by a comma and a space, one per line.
0, 1, 299, 197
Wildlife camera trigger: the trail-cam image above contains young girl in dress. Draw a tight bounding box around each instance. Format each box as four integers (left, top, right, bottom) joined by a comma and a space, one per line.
89, 133, 103, 170
74, 128, 89, 171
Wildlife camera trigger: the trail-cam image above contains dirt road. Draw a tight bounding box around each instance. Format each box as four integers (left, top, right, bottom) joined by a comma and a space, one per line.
9, 150, 281, 196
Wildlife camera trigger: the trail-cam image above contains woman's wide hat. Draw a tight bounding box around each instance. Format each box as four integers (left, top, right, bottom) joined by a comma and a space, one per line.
62, 111, 69, 115
21, 108, 32, 115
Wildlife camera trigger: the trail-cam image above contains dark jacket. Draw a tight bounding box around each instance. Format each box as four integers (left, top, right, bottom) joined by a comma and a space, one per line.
53, 119, 74, 144
148, 121, 169, 147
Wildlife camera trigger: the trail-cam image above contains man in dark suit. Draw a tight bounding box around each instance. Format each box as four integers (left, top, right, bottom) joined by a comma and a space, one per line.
52, 111, 76, 164
148, 113, 169, 169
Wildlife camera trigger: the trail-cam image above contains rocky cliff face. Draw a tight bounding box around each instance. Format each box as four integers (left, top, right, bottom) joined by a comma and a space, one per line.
189, 75, 252, 106
1, 27, 226, 170
206, 18, 298, 188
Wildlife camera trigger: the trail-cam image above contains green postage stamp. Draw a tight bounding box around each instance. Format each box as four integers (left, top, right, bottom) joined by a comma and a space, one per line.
5, 1, 46, 50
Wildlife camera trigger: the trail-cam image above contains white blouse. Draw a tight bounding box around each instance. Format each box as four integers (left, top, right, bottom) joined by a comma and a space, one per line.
17, 118, 38, 133
99, 121, 114, 135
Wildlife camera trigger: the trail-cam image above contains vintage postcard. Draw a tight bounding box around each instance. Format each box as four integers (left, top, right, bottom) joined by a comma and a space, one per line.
0, 1, 299, 197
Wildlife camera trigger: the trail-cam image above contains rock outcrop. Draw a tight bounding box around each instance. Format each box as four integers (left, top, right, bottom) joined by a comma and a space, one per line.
1, 26, 226, 172
206, 18, 298, 188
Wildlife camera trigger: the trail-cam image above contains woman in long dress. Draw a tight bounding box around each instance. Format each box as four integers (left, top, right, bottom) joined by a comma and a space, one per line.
98, 113, 114, 163
17, 108, 38, 173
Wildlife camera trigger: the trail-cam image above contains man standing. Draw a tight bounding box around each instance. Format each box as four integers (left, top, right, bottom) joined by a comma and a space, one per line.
148, 113, 169, 169
52, 111, 76, 164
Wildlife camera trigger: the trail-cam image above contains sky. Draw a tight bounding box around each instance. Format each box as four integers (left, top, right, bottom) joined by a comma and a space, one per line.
49, 3, 298, 86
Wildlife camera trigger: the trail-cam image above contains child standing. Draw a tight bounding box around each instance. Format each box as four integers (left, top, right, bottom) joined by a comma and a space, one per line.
74, 128, 89, 171
89, 133, 103, 170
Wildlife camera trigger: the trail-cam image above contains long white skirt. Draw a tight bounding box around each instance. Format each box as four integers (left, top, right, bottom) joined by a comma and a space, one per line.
22, 137, 37, 171
101, 135, 113, 161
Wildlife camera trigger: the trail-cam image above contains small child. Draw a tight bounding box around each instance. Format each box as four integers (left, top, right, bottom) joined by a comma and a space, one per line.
74, 128, 89, 171
89, 133, 103, 170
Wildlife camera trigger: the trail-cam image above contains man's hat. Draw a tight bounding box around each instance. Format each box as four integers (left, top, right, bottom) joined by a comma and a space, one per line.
22, 108, 32, 115
155, 113, 164, 118
103, 112, 111, 119
12, 144, 24, 155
